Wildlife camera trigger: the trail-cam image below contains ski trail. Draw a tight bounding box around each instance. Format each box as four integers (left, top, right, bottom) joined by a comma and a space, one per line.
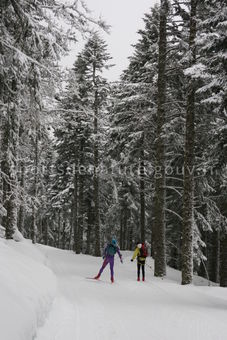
35, 247, 227, 340
35, 297, 78, 340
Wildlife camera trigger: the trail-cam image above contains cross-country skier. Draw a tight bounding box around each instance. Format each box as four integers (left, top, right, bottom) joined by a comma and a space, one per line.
94, 238, 123, 283
131, 242, 148, 281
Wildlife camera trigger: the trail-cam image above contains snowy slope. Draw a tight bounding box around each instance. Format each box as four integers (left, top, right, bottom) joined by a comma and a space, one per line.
0, 238, 56, 340
35, 246, 227, 340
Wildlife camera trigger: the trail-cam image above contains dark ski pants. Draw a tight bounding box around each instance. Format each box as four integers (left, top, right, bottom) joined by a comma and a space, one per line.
137, 260, 145, 279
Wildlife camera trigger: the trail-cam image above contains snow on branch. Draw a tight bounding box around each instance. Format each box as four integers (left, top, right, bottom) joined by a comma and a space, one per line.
2, 42, 52, 74
184, 63, 209, 79
165, 208, 183, 221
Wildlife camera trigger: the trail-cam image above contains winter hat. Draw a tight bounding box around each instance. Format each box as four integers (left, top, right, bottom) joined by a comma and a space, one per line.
111, 238, 117, 246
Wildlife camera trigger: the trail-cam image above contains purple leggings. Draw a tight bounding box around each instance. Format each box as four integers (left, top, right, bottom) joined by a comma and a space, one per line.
98, 256, 114, 279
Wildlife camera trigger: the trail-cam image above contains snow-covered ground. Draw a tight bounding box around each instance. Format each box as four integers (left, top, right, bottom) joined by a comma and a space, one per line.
0, 238, 56, 340
1, 239, 227, 340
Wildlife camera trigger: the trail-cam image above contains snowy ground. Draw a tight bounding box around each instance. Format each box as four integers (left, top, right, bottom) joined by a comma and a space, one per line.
0, 238, 56, 340
35, 245, 227, 340
1, 239, 227, 340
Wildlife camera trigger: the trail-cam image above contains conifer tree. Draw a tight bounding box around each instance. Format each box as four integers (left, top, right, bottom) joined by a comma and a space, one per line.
181, 0, 198, 285
153, 0, 169, 277
53, 34, 111, 255
0, 0, 102, 240
79, 33, 112, 256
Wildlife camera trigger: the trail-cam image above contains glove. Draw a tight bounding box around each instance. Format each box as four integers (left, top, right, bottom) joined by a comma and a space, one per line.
102, 255, 105, 259
131, 259, 133, 262
120, 257, 123, 263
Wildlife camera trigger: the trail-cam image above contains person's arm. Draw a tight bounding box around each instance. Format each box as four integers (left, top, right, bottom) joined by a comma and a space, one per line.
131, 247, 139, 261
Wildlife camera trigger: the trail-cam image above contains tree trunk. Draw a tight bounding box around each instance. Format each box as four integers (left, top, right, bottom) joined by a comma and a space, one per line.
181, 0, 197, 285
120, 209, 123, 250
68, 206, 74, 250
120, 206, 128, 250
86, 197, 92, 254
62, 219, 66, 249
57, 209, 61, 248
2, 78, 19, 239
93, 64, 101, 256
18, 161, 25, 233
73, 163, 78, 252
153, 0, 169, 277
220, 234, 227, 287
208, 230, 220, 283
128, 216, 133, 250
140, 139, 145, 243
77, 140, 84, 253
31, 130, 39, 244
122, 206, 128, 250
44, 216, 49, 246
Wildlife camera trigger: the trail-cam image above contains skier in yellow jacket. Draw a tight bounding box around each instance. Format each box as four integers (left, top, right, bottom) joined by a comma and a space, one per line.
131, 242, 148, 281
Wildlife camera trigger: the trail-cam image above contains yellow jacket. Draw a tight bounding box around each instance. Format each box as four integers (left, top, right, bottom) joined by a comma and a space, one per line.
132, 247, 146, 261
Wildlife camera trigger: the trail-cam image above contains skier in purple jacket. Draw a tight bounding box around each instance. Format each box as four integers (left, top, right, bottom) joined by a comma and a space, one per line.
94, 238, 123, 283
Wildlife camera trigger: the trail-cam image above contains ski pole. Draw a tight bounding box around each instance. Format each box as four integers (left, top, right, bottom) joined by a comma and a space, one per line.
137, 260, 153, 271
145, 262, 153, 271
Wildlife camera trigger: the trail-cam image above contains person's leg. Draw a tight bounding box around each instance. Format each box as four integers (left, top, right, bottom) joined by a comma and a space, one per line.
137, 262, 141, 281
96, 258, 109, 278
109, 257, 114, 282
142, 264, 145, 281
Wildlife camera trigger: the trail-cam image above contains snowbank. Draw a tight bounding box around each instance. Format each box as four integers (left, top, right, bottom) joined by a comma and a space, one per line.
0, 238, 57, 340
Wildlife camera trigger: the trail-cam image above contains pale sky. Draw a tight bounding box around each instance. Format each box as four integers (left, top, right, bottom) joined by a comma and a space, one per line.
61, 0, 158, 81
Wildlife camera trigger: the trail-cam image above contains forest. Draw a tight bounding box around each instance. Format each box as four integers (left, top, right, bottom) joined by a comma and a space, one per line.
0, 0, 226, 287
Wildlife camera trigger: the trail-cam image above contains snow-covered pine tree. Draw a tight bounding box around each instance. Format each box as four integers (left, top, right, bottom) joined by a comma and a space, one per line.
52, 33, 112, 255
53, 68, 92, 253
107, 3, 188, 260
78, 33, 112, 256
153, 0, 169, 277
0, 0, 104, 240
108, 82, 152, 248
181, 0, 198, 285
108, 5, 160, 248
196, 0, 227, 286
